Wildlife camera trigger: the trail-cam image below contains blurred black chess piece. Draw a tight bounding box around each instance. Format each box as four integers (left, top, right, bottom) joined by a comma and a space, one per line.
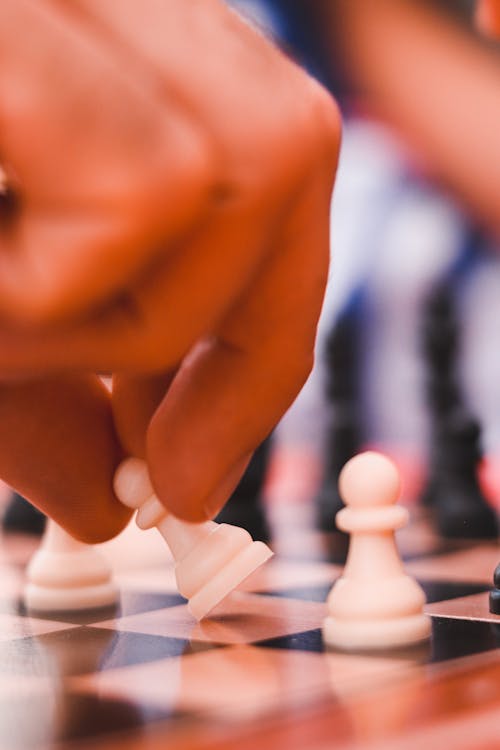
3, 492, 46, 535
490, 562, 500, 615
316, 308, 363, 531
216, 437, 272, 542
420, 282, 498, 539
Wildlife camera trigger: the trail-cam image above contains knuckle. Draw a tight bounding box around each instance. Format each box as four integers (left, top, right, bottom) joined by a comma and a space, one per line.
258, 85, 341, 195
129, 122, 218, 213
316, 86, 342, 139
322, 102, 342, 163
307, 85, 343, 166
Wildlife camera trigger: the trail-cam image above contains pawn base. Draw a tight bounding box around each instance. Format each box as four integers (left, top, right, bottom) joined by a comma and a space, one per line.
24, 541, 118, 612
24, 581, 118, 612
323, 612, 431, 651
188, 541, 273, 621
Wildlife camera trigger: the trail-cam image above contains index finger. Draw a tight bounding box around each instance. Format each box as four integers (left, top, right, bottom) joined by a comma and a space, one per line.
147, 175, 333, 522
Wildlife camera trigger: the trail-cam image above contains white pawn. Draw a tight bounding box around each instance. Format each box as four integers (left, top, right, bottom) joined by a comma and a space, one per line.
114, 458, 273, 620
24, 519, 118, 611
323, 451, 431, 650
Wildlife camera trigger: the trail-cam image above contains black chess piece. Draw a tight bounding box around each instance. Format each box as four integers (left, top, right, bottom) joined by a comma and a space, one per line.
2, 493, 46, 535
316, 309, 362, 531
490, 562, 500, 615
429, 411, 498, 538
420, 283, 460, 510
420, 282, 498, 538
215, 437, 271, 542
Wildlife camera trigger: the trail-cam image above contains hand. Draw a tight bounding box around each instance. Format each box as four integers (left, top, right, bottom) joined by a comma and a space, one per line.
476, 0, 500, 36
0, 375, 131, 543
0, 0, 340, 528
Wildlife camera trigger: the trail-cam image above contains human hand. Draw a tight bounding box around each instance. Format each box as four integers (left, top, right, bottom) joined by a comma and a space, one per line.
0, 0, 340, 526
476, 0, 500, 37
0, 375, 131, 543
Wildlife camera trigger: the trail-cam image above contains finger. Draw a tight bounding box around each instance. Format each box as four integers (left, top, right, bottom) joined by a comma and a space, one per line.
202, 454, 252, 521
112, 370, 251, 519
476, 0, 500, 37
0, 195, 275, 376
0, 0, 213, 323
111, 371, 176, 457
0, 375, 131, 542
147, 179, 332, 522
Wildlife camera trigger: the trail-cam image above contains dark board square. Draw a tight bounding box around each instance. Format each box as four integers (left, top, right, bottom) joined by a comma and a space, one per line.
0, 626, 204, 677
429, 617, 500, 663
256, 628, 325, 653
259, 579, 491, 607
12, 590, 186, 626
254, 617, 500, 667
94, 629, 206, 672
420, 579, 491, 604
258, 583, 334, 602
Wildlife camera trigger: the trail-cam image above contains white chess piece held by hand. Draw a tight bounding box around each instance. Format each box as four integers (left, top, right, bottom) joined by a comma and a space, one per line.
114, 457, 273, 620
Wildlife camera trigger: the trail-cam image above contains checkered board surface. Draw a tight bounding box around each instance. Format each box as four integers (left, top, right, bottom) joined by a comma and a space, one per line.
0, 516, 498, 750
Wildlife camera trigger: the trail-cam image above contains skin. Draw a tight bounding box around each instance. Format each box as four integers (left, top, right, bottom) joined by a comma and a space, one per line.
476, 0, 500, 36
0, 377, 130, 543
327, 0, 500, 236
0, 0, 340, 539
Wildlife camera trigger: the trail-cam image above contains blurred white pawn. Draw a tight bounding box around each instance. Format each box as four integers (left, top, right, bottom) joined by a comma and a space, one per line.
24, 519, 118, 612
114, 458, 273, 621
323, 452, 431, 650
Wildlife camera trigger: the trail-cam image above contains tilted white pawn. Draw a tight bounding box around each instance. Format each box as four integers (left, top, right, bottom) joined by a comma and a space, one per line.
323, 451, 431, 650
114, 457, 273, 620
24, 519, 118, 611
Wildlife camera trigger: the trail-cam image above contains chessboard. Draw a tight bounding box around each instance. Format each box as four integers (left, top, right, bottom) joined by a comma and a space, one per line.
0, 507, 498, 750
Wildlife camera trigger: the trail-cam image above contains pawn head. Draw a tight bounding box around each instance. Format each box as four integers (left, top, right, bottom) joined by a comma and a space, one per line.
338, 451, 401, 508
114, 457, 154, 510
